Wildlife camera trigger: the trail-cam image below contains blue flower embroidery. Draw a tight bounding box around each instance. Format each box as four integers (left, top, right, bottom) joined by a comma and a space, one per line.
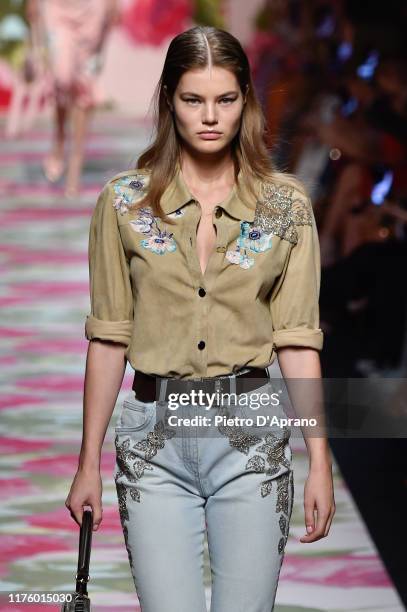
167, 208, 185, 218
130, 207, 177, 255
226, 221, 273, 269
225, 248, 255, 269
112, 175, 147, 215
112, 174, 177, 255
238, 222, 273, 253
129, 207, 155, 233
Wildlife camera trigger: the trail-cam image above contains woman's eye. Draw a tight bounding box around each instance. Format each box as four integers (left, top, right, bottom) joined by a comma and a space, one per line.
184, 98, 236, 105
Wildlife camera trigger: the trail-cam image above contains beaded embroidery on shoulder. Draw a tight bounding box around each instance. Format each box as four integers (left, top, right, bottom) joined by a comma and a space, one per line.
253, 180, 313, 244
111, 172, 150, 215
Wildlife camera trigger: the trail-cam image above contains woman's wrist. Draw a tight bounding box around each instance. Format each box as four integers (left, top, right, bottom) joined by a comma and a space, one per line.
309, 451, 333, 471
307, 439, 333, 470
78, 449, 101, 471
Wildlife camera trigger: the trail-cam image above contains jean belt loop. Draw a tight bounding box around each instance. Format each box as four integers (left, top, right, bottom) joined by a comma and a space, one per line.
213, 378, 221, 407
158, 377, 168, 404
229, 373, 237, 406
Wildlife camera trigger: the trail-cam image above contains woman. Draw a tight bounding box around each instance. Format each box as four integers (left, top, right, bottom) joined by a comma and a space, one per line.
66, 26, 335, 611
26, 0, 119, 197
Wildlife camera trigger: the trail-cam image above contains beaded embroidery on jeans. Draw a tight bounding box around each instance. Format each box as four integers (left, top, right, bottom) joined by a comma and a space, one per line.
217, 409, 293, 553
276, 470, 294, 553
114, 411, 177, 567
217, 409, 263, 454
114, 414, 177, 503
246, 427, 291, 498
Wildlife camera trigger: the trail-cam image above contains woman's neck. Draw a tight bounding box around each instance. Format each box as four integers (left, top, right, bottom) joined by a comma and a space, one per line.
179, 148, 236, 195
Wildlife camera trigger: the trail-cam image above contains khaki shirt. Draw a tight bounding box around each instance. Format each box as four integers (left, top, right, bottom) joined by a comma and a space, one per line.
84, 165, 324, 379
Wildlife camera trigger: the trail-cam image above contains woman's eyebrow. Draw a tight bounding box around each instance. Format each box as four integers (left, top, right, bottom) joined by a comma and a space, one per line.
180, 90, 239, 97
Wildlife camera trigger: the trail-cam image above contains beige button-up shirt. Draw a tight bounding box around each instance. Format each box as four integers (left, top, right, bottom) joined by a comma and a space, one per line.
84, 165, 324, 379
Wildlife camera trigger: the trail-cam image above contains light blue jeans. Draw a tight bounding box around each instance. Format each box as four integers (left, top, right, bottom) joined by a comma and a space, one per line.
113, 377, 294, 612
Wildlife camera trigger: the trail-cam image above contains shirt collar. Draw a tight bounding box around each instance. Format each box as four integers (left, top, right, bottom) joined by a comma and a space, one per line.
160, 162, 257, 222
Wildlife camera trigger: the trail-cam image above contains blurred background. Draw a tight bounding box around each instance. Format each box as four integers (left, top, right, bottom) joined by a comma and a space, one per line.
0, 1, 406, 611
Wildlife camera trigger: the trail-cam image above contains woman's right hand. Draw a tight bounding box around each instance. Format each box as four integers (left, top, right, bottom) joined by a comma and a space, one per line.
65, 466, 103, 531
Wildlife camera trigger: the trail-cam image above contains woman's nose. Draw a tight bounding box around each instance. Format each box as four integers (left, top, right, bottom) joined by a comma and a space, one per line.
202, 104, 218, 124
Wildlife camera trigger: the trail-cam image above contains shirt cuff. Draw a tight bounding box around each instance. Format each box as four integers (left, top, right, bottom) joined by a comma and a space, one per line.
273, 327, 324, 351
85, 315, 133, 346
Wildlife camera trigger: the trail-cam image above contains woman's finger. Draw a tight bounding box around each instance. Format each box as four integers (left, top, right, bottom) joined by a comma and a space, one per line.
69, 502, 84, 527
324, 505, 336, 537
303, 499, 316, 536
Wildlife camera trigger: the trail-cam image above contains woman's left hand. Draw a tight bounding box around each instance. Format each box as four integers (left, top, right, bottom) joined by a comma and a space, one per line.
300, 462, 336, 543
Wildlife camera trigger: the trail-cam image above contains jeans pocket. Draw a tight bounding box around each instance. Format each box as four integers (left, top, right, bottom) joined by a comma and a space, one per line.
115, 392, 156, 433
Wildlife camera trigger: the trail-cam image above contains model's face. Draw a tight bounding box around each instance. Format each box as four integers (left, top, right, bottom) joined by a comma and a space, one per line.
169, 66, 246, 154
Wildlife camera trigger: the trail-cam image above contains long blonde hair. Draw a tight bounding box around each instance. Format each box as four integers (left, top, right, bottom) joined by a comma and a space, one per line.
131, 25, 307, 225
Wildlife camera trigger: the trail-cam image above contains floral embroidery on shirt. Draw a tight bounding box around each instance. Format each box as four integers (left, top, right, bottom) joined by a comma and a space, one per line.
129, 207, 154, 233
238, 221, 274, 253
129, 206, 177, 255
225, 248, 255, 269
167, 208, 185, 218
225, 221, 272, 269
140, 232, 177, 255
112, 175, 177, 255
254, 181, 313, 244
224, 182, 313, 267
112, 174, 148, 215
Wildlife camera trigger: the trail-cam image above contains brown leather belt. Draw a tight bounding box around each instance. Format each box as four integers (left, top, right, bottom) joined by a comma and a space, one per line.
132, 367, 270, 403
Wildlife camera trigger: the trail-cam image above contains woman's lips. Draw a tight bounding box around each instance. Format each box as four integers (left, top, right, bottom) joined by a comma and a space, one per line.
198, 132, 222, 140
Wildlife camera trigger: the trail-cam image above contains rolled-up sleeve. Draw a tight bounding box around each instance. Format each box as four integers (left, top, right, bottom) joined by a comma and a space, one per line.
270, 200, 324, 351
84, 181, 133, 347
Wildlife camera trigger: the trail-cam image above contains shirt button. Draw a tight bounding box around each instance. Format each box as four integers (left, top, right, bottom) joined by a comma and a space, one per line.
198, 287, 206, 297
215, 207, 222, 218
198, 340, 206, 350
216, 246, 226, 253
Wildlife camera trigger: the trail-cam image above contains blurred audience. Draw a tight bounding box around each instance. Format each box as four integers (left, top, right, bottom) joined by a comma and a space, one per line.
248, 0, 407, 377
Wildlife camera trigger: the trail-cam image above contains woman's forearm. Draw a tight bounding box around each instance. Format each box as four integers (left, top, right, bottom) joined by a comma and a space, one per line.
276, 347, 332, 467
79, 339, 128, 470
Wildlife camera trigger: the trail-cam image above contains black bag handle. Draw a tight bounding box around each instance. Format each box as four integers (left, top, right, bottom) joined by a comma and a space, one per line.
75, 509, 93, 596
